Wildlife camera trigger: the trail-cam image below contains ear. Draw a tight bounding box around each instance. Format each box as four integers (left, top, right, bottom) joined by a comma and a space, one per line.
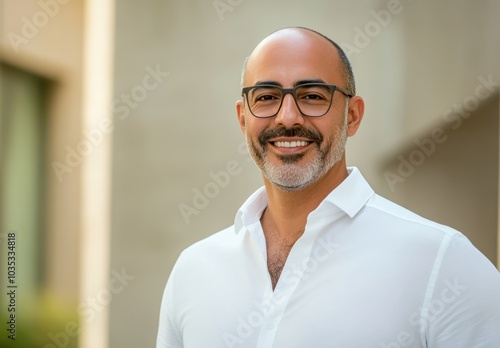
236, 99, 246, 132
346, 96, 365, 137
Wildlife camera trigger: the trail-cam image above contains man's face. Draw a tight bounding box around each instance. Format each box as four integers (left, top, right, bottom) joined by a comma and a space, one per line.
236, 29, 354, 192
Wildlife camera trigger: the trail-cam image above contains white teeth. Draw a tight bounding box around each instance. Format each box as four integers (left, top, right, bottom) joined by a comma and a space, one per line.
274, 141, 309, 148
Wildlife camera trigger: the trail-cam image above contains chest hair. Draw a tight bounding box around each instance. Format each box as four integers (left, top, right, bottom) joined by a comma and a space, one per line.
266, 238, 296, 289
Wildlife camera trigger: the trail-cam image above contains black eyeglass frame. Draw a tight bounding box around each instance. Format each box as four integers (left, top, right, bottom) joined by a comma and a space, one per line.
241, 83, 354, 118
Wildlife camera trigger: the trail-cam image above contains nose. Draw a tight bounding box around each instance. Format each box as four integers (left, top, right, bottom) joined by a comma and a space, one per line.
274, 93, 305, 128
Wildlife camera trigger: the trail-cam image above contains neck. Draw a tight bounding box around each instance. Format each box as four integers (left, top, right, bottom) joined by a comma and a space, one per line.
260, 159, 349, 241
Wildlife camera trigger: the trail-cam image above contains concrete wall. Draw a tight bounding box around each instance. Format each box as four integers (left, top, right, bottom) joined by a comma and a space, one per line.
109, 0, 500, 347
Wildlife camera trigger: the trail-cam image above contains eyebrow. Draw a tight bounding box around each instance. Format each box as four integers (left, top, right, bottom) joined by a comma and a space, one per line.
294, 79, 326, 86
253, 79, 327, 87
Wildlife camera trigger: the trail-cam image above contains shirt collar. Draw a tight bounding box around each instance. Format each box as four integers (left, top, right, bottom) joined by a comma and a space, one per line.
313, 166, 374, 219
234, 166, 374, 234
234, 186, 268, 233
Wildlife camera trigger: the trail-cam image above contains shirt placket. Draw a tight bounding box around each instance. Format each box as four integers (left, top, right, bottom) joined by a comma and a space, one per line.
254, 216, 328, 348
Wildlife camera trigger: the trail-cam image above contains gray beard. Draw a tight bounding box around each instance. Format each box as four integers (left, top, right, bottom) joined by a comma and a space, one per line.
246, 109, 348, 192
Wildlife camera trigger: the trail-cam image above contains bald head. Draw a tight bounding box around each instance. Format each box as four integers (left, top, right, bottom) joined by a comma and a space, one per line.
241, 27, 355, 95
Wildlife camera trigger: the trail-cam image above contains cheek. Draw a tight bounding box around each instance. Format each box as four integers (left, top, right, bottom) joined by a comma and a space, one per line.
317, 120, 345, 146
308, 119, 332, 137
245, 118, 270, 137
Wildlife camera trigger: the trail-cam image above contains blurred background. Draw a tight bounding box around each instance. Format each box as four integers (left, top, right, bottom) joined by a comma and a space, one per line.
0, 0, 499, 347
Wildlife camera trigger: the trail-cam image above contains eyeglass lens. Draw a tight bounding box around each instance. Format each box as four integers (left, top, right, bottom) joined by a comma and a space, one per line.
247, 85, 333, 117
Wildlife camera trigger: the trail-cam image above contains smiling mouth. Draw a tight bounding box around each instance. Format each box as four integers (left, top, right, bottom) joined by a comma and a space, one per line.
259, 126, 323, 150
272, 140, 311, 148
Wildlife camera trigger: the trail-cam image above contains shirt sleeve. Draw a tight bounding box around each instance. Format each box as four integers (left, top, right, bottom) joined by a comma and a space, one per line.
156, 264, 183, 348
424, 234, 500, 347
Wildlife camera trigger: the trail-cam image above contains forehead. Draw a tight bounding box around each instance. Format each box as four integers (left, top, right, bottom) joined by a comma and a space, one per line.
244, 29, 342, 87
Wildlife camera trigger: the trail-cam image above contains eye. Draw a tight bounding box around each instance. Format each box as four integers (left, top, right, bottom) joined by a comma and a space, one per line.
251, 87, 281, 103
297, 85, 331, 102
302, 93, 326, 100
256, 94, 279, 102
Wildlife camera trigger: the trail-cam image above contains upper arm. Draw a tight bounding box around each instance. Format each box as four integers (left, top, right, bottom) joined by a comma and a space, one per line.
156, 266, 183, 348
425, 235, 500, 347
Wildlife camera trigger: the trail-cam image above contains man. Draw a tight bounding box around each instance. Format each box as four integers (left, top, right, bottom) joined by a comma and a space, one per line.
157, 27, 500, 347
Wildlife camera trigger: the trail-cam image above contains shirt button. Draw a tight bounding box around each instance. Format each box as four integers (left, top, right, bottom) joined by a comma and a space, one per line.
266, 322, 275, 330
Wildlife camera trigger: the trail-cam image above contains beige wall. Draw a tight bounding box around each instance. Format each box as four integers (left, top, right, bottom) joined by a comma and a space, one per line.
110, 1, 500, 347
382, 92, 499, 265
349, 0, 500, 189
1, 0, 84, 302
1, 0, 499, 347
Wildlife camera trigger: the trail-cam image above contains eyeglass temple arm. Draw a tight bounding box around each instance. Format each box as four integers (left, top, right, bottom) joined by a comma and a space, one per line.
336, 86, 354, 98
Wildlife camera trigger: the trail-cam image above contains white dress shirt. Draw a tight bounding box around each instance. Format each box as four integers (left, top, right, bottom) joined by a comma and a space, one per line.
157, 167, 500, 348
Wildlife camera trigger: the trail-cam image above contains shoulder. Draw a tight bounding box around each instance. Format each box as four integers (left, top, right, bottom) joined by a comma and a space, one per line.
182, 225, 237, 253
355, 193, 480, 268
171, 225, 240, 272
363, 193, 461, 238
364, 193, 500, 295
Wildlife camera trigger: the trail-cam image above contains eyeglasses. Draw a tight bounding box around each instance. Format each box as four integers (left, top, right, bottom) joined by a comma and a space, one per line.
241, 83, 353, 118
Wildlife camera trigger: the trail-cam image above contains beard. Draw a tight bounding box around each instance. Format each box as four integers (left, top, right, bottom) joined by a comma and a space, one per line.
246, 106, 348, 192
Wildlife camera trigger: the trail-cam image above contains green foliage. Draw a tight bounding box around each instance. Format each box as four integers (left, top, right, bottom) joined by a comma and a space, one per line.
1, 292, 79, 348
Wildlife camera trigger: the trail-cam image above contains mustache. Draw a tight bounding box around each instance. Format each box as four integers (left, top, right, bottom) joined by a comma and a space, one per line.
258, 127, 323, 147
